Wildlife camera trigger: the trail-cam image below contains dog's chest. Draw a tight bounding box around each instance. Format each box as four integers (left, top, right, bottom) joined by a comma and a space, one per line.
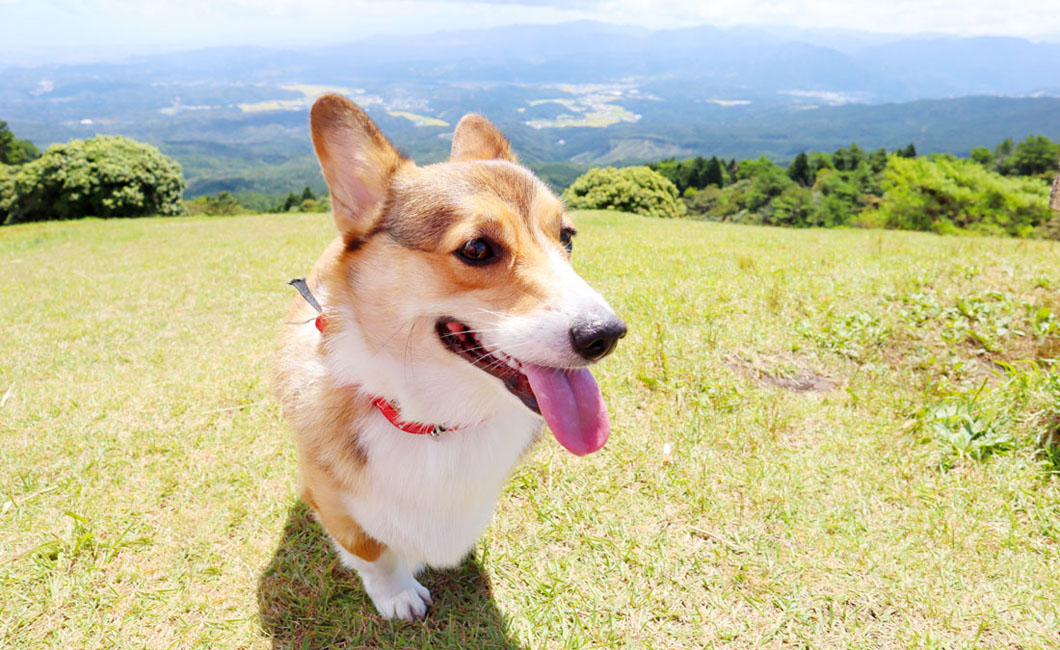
344, 410, 540, 567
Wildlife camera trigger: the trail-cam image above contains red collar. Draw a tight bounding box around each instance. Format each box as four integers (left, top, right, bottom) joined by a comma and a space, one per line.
310, 302, 457, 437
369, 395, 455, 436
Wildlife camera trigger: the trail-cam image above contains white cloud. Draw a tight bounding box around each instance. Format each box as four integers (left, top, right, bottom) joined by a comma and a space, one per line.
587, 0, 1060, 37
2, 0, 1059, 53
0, 0, 598, 49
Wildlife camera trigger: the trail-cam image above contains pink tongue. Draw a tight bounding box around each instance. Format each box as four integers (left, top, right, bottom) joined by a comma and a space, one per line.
522, 364, 610, 456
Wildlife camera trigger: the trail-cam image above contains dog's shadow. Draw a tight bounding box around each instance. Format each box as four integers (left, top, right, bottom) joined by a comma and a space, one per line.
257, 501, 525, 649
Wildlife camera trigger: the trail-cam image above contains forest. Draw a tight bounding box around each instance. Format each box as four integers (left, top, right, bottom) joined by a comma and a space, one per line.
3, 119, 1058, 240
645, 135, 1059, 238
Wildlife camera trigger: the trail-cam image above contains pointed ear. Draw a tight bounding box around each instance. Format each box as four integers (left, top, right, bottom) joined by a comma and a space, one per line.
450, 114, 517, 163
311, 94, 408, 238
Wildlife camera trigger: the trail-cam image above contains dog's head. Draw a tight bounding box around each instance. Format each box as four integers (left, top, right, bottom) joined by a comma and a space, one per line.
310, 94, 625, 455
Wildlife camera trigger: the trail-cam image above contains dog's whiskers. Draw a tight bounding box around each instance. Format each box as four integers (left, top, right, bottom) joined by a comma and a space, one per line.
403, 321, 417, 383
372, 320, 412, 359
466, 340, 535, 367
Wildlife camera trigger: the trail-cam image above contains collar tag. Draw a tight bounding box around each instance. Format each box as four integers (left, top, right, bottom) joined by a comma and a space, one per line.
288, 278, 322, 313
289, 278, 327, 332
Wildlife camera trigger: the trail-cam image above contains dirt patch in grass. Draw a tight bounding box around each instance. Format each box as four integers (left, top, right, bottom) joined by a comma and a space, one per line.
985, 335, 1060, 365
969, 338, 1060, 383
726, 354, 839, 393
1031, 337, 1060, 363
759, 372, 839, 392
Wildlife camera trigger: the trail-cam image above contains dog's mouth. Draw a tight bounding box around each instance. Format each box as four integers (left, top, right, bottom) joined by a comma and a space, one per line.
435, 317, 611, 456
435, 318, 540, 414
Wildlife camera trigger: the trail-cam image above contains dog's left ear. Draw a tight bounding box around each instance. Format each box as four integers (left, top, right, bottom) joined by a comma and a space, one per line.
311, 94, 408, 239
451, 114, 517, 163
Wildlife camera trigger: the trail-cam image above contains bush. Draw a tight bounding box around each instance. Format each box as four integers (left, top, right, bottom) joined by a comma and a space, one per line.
563, 166, 685, 219
735, 157, 793, 214
1011, 135, 1060, 177
867, 156, 1051, 238
185, 191, 243, 216
768, 185, 816, 227
4, 135, 185, 225
683, 185, 727, 219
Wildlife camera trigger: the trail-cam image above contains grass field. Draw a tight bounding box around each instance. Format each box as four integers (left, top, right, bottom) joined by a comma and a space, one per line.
2, 211, 1060, 649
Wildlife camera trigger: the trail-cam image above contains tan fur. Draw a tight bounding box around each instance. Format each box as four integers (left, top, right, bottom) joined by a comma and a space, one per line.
300, 456, 384, 562
275, 238, 384, 559
275, 95, 578, 564
450, 114, 518, 163
310, 95, 410, 242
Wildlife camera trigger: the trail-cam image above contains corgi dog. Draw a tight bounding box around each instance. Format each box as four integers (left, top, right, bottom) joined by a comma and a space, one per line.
274, 94, 626, 620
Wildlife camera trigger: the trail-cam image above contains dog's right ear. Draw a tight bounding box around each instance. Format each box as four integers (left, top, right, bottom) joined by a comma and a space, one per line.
311, 94, 407, 238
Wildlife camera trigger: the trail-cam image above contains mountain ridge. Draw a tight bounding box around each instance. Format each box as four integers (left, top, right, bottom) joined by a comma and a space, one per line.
2, 21, 1058, 197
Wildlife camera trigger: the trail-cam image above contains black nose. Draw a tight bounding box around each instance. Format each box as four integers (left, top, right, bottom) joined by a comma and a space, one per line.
570, 316, 627, 362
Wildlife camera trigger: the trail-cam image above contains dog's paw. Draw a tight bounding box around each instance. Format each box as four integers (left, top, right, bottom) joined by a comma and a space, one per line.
366, 576, 432, 620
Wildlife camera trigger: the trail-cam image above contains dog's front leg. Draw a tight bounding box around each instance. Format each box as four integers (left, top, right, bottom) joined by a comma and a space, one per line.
330, 542, 431, 621
301, 471, 431, 620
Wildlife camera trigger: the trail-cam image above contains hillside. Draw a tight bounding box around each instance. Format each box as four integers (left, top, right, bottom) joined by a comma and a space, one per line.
2, 22, 1060, 197
3, 211, 1059, 648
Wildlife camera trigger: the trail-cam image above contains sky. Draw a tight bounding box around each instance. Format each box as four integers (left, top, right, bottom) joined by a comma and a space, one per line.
2, 0, 1059, 61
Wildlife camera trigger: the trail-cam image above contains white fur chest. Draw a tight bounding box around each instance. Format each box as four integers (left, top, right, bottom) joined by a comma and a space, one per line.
342, 405, 540, 568
312, 298, 545, 567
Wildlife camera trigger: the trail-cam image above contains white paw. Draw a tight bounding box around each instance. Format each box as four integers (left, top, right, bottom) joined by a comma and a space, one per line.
328, 536, 432, 620
366, 576, 432, 620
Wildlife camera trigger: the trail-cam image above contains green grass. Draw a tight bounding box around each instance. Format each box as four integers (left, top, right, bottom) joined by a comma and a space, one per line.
2, 211, 1060, 648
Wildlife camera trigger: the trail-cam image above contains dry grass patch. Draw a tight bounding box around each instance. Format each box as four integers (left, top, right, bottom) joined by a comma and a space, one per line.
725, 354, 839, 393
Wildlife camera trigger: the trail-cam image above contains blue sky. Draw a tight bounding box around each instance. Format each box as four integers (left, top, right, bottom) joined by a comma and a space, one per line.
2, 0, 1059, 59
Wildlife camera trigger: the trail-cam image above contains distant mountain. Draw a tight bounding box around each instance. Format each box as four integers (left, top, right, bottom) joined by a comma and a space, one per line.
856, 36, 1060, 97
1, 21, 1059, 197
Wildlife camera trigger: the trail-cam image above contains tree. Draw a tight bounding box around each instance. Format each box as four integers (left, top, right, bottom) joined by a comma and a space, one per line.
787, 152, 814, 186
689, 156, 709, 189
993, 138, 1015, 174
672, 160, 695, 193
736, 157, 792, 213
768, 185, 816, 227
4, 135, 184, 225
281, 192, 300, 212
683, 185, 727, 219
897, 143, 917, 159
703, 156, 724, 188
868, 148, 888, 174
0, 121, 39, 165
870, 156, 1050, 237
811, 168, 862, 227
1011, 135, 1060, 176
833, 143, 865, 171
809, 152, 834, 171
300, 185, 317, 202
563, 166, 686, 219
185, 191, 242, 216
970, 146, 994, 167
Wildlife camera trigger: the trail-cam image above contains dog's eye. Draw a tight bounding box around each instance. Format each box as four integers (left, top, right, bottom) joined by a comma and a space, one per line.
560, 227, 576, 253
456, 238, 496, 265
